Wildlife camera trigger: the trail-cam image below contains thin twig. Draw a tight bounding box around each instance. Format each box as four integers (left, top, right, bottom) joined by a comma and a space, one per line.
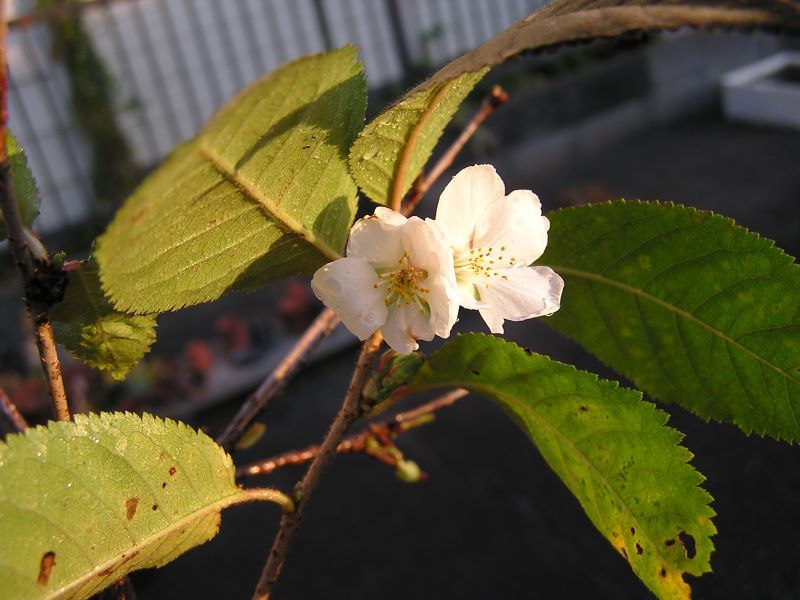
218, 88, 507, 451
402, 85, 509, 217
252, 331, 384, 600
237, 388, 468, 479
0, 0, 70, 421
0, 385, 29, 432
216, 308, 340, 451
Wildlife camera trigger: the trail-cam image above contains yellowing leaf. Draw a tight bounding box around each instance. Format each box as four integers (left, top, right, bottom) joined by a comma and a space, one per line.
0, 412, 289, 600
410, 334, 715, 600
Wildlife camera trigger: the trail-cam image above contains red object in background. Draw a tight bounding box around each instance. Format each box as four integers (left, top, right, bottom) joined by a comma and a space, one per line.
184, 340, 215, 390
217, 315, 252, 354
278, 280, 320, 333
2, 376, 49, 418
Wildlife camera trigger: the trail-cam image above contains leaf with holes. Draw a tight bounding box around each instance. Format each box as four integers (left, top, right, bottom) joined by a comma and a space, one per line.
51, 260, 157, 380
409, 334, 715, 600
1, 131, 40, 240
541, 201, 800, 441
96, 46, 366, 313
0, 412, 289, 600
349, 68, 487, 207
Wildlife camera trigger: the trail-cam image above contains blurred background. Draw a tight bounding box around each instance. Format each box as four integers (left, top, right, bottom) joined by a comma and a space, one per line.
3, 0, 800, 598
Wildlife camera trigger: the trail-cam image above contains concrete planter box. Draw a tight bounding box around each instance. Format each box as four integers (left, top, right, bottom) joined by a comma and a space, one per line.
721, 51, 800, 130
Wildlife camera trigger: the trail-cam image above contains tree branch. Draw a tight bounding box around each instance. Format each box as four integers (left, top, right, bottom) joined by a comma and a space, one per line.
236, 388, 468, 479
0, 385, 28, 433
216, 308, 340, 451
0, 0, 70, 421
252, 331, 384, 600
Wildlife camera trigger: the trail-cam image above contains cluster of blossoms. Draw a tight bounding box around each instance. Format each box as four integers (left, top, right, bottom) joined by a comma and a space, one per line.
311, 165, 564, 353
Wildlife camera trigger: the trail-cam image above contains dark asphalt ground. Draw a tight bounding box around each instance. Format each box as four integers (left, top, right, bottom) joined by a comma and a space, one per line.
133, 111, 800, 599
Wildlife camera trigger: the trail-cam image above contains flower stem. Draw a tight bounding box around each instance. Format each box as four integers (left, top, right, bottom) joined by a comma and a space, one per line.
251, 331, 384, 600
236, 388, 468, 478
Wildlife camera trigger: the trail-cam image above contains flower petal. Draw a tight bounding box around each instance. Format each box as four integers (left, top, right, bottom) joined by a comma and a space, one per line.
403, 217, 454, 280
435, 165, 505, 252
311, 257, 388, 340
402, 217, 460, 337
476, 266, 564, 334
473, 189, 549, 267
381, 304, 434, 353
374, 206, 408, 226
347, 211, 404, 268
425, 268, 460, 339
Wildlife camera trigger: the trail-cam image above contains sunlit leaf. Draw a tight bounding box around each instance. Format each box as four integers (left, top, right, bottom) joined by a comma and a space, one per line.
0, 412, 288, 600
542, 201, 800, 441
410, 334, 715, 600
51, 260, 156, 380
349, 69, 486, 206
96, 46, 366, 313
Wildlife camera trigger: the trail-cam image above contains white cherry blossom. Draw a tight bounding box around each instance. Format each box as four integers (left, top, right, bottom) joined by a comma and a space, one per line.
311, 207, 458, 353
433, 164, 564, 333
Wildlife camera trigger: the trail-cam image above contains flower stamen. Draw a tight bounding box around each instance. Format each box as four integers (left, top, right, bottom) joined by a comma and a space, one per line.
378, 252, 431, 315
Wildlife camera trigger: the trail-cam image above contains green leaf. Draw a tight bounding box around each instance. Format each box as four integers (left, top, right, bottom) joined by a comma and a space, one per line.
410, 334, 715, 600
51, 260, 157, 380
0, 412, 289, 600
542, 201, 800, 442
96, 46, 366, 313
1, 131, 40, 239
348, 68, 487, 206
407, 0, 798, 97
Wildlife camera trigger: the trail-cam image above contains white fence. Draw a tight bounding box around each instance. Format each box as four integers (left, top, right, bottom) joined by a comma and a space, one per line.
8, 0, 548, 234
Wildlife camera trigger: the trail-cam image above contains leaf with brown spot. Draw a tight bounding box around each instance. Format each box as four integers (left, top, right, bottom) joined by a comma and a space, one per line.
410, 334, 716, 600
0, 412, 288, 600
125, 498, 138, 521
37, 552, 55, 586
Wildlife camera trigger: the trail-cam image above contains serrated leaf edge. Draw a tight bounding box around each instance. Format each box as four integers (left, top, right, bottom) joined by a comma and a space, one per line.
545, 199, 800, 440
0, 412, 290, 600
56, 262, 157, 379
411, 333, 716, 598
